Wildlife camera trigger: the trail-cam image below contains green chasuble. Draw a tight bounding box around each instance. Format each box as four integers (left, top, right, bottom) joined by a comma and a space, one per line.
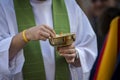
14, 0, 70, 80
52, 0, 70, 80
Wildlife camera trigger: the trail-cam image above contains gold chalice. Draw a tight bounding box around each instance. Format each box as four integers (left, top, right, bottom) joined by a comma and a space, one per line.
49, 33, 76, 47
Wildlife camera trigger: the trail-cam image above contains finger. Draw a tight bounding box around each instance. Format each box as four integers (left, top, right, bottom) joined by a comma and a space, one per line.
42, 27, 55, 38
39, 30, 50, 39
43, 25, 56, 37
60, 53, 76, 59
65, 58, 75, 64
59, 49, 76, 54
44, 25, 56, 34
58, 44, 75, 51
64, 55, 75, 64
39, 35, 48, 41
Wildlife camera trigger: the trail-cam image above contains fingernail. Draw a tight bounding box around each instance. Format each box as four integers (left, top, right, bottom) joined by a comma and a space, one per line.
59, 54, 62, 56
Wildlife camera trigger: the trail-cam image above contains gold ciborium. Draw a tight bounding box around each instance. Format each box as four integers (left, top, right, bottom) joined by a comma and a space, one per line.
49, 33, 76, 47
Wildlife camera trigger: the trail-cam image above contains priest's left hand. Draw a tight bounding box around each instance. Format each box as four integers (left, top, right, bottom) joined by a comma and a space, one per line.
57, 44, 81, 67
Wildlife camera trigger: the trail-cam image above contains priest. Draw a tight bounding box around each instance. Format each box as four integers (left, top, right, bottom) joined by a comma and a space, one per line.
0, 0, 97, 80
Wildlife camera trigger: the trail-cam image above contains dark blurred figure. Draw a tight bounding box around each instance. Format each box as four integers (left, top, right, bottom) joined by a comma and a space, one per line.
104, 0, 116, 7
88, 1, 106, 79
76, 0, 105, 52
88, 0, 106, 52
99, 8, 120, 36
89, 0, 120, 79
88, 0, 120, 51
76, 0, 105, 35
89, 0, 105, 17
116, 0, 120, 8
89, 0, 120, 58
76, 0, 120, 51
90, 7, 120, 80
103, 0, 119, 8
76, 0, 91, 15
97, 0, 120, 47
98, 7, 120, 80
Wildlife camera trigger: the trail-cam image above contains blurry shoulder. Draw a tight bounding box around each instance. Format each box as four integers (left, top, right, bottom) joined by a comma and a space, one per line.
0, 0, 13, 7
65, 0, 83, 14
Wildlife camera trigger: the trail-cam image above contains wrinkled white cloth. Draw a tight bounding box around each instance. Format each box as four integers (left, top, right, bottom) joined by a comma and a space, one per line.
0, 0, 97, 80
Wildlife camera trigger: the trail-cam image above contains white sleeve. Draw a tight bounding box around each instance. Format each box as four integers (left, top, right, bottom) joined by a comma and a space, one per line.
0, 2, 24, 76
69, 1, 98, 80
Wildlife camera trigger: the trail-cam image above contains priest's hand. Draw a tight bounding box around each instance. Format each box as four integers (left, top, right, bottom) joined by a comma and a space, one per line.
25, 25, 56, 41
57, 44, 81, 67
9, 25, 55, 60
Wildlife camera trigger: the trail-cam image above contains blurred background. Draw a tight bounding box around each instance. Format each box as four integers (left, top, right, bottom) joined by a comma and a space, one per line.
76, 0, 120, 52
75, 0, 120, 80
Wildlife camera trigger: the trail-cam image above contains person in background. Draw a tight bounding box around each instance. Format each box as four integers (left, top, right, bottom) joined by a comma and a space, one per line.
87, 0, 106, 52
103, 0, 117, 8
96, 7, 120, 80
76, 0, 91, 15
89, 0, 120, 77
98, 8, 120, 36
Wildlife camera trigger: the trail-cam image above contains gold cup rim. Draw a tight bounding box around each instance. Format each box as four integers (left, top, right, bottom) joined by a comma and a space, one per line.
49, 33, 76, 46
52, 33, 75, 39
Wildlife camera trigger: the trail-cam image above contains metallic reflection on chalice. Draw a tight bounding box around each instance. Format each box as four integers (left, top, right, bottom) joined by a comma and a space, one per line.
49, 33, 76, 47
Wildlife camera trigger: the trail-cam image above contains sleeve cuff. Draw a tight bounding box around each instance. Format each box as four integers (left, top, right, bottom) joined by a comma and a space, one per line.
9, 50, 24, 74
69, 47, 92, 80
0, 37, 13, 74
0, 37, 24, 74
75, 47, 90, 73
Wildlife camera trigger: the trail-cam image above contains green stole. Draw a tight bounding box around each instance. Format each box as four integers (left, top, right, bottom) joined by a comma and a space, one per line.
14, 0, 70, 80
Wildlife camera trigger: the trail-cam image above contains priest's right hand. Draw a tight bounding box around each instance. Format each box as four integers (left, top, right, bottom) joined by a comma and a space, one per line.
9, 25, 55, 60
25, 25, 56, 41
